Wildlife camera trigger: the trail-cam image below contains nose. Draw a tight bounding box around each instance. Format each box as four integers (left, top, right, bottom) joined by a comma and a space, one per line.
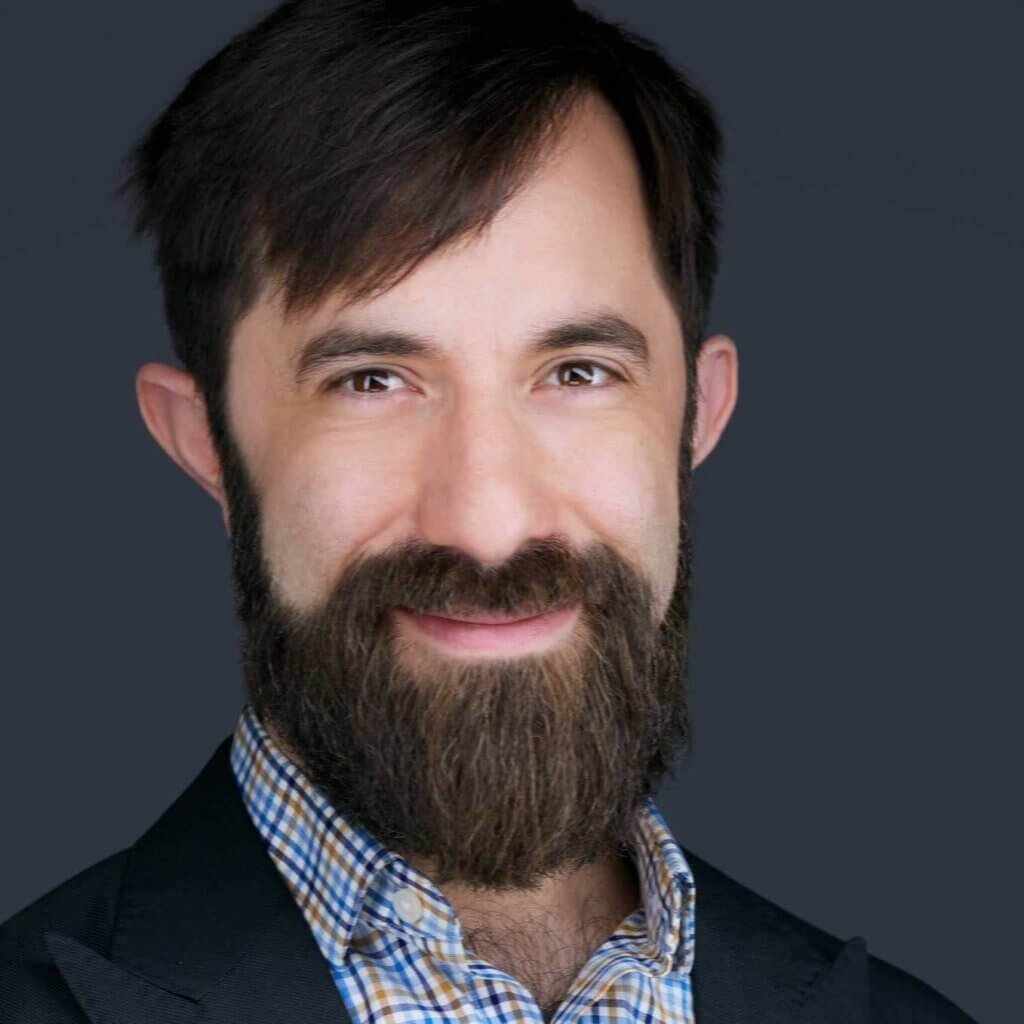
413, 388, 560, 568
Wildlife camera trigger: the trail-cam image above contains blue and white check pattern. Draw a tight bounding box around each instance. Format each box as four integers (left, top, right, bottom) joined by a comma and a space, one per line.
231, 703, 697, 1023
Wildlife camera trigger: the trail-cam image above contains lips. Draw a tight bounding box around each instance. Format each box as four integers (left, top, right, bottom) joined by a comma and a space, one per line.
422, 609, 550, 625
395, 604, 579, 655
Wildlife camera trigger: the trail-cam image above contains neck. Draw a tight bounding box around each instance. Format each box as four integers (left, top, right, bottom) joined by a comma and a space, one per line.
408, 845, 642, 947
410, 848, 641, 1014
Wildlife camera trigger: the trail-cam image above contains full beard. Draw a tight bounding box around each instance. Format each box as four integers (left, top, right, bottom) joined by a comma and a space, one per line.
223, 439, 693, 890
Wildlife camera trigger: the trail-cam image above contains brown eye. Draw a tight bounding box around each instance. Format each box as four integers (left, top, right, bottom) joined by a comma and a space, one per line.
329, 368, 405, 395
551, 361, 621, 388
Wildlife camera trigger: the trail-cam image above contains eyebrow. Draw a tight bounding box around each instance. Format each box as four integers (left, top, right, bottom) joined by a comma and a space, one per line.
293, 310, 652, 385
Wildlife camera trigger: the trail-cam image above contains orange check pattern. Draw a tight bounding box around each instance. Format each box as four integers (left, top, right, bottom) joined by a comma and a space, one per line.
231, 704, 697, 1023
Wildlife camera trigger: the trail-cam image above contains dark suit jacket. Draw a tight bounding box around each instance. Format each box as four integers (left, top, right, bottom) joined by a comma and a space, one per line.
0, 738, 975, 1023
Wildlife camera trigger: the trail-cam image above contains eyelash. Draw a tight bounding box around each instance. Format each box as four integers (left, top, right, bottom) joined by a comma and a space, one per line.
324, 360, 626, 399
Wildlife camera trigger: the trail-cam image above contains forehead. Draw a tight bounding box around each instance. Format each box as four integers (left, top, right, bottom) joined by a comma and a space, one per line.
238, 94, 677, 367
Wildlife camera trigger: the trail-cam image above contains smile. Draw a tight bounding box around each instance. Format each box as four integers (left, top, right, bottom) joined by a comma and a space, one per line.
394, 604, 580, 656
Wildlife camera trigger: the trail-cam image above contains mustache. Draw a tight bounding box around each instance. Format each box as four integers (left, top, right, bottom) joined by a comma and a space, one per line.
269, 533, 638, 631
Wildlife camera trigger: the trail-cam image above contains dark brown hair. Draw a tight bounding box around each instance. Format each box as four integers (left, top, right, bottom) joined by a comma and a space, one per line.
122, 0, 723, 459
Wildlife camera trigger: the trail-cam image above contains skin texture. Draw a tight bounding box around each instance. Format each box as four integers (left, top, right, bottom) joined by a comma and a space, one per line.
136, 93, 738, 1013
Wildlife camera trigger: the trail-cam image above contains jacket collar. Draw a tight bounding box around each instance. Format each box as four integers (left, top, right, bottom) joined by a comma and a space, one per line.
47, 736, 869, 1024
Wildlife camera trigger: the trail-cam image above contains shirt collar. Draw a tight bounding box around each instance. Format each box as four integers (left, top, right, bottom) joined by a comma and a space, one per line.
231, 703, 696, 972
630, 797, 697, 973
230, 704, 391, 962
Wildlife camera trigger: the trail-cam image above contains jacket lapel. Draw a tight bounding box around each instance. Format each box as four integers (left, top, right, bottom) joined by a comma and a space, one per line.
795, 937, 870, 1024
686, 848, 870, 1024
47, 739, 347, 1024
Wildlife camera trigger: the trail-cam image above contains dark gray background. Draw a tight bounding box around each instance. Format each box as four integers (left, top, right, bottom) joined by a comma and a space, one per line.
1, 2, 1019, 1021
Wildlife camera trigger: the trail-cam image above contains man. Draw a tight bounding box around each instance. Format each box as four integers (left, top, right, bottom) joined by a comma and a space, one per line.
0, 1, 973, 1021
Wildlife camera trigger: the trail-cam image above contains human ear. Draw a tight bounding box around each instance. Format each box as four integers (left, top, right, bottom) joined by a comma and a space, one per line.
691, 334, 739, 469
135, 362, 230, 531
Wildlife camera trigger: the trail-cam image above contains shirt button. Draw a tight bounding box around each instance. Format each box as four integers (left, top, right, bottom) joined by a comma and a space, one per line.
393, 887, 424, 925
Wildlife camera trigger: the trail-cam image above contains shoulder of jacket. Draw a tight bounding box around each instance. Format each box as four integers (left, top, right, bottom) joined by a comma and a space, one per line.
867, 951, 977, 1022
682, 846, 976, 1022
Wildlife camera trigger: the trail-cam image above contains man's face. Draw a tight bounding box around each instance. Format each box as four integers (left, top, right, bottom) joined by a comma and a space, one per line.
220, 95, 693, 887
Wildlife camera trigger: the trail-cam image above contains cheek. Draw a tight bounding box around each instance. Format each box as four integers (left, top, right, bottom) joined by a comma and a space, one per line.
560, 422, 680, 609
257, 445, 403, 610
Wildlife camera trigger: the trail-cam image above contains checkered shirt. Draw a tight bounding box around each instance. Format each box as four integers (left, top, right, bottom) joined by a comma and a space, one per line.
231, 703, 697, 1023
